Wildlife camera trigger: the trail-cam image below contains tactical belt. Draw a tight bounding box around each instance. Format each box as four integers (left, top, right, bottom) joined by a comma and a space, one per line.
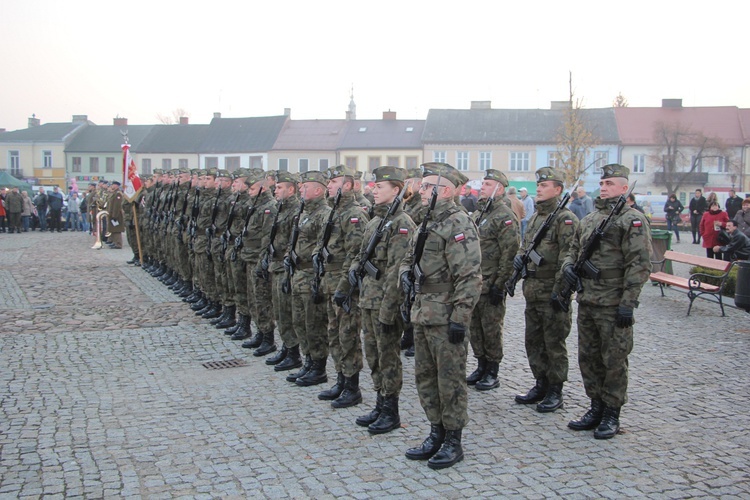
415, 283, 454, 294
582, 269, 624, 279
526, 269, 557, 279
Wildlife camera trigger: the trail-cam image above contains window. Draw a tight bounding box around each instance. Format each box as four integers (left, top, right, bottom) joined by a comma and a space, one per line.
717, 156, 728, 173
387, 156, 400, 167
345, 156, 358, 169
278, 158, 289, 172
142, 158, 152, 175
318, 158, 329, 171
547, 151, 561, 169
358, 127, 367, 132
593, 151, 608, 173
456, 151, 469, 171
9, 151, 20, 176
205, 157, 218, 169
225, 156, 240, 171
509, 152, 530, 172
299, 158, 309, 173
106, 157, 115, 173
479, 152, 492, 171
179, 159, 188, 169
249, 156, 263, 169
72, 157, 82, 173
89, 157, 99, 173
162, 158, 172, 170
405, 156, 418, 169
368, 156, 380, 172
433, 151, 446, 163
43, 150, 52, 169
633, 154, 645, 173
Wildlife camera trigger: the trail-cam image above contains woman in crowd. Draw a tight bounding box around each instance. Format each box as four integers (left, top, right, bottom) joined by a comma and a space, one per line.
699, 201, 729, 260
734, 198, 750, 238
21, 191, 34, 232
663, 194, 684, 243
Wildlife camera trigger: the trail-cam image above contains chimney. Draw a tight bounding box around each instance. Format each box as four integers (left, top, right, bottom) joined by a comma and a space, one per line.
213, 112, 222, 119
72, 114, 88, 123
382, 110, 397, 120
113, 117, 128, 126
662, 98, 683, 108
0, 128, 6, 134
179, 116, 189, 125
283, 108, 291, 117
28, 114, 41, 127
550, 101, 572, 110
470, 101, 491, 110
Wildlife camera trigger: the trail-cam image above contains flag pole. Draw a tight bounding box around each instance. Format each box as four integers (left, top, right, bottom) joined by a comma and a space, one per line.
132, 203, 144, 266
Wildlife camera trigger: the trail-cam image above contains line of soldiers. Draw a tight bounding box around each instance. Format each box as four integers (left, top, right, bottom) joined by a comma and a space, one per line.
128, 161, 650, 470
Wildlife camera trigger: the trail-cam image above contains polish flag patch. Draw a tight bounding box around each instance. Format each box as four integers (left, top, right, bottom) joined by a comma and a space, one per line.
504, 219, 513, 226
350, 217, 360, 224
632, 220, 643, 227
399, 227, 409, 234
564, 219, 574, 225
454, 233, 465, 242
264, 209, 271, 214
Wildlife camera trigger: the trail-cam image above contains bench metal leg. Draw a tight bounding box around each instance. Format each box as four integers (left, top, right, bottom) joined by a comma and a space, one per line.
687, 292, 695, 317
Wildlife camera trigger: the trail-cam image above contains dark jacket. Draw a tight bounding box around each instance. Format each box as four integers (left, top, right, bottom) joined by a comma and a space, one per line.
719, 228, 750, 261
664, 198, 684, 221
33, 192, 48, 210
726, 196, 743, 219
734, 208, 750, 238
47, 191, 64, 211
689, 195, 707, 216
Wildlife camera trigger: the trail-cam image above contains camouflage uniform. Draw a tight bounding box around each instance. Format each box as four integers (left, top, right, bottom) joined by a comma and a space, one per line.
209, 174, 234, 314
399, 170, 425, 356
563, 164, 651, 439
468, 171, 520, 391
225, 175, 250, 320
270, 191, 301, 355
192, 174, 218, 305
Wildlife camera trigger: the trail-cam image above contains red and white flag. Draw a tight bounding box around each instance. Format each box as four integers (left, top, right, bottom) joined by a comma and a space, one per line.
122, 142, 142, 201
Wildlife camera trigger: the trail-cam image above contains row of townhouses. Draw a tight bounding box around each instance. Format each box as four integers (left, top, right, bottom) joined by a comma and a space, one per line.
2, 100, 749, 205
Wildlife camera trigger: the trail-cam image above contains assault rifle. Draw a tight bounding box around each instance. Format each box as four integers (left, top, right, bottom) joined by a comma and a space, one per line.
164, 181, 179, 235
553, 181, 637, 312
281, 200, 305, 295
504, 192, 570, 297
187, 188, 200, 250
220, 192, 242, 263
342, 181, 410, 314
231, 182, 264, 262
474, 182, 500, 226
176, 184, 191, 242
149, 184, 165, 230
401, 174, 441, 323
312, 189, 342, 303
205, 186, 222, 261
259, 200, 283, 282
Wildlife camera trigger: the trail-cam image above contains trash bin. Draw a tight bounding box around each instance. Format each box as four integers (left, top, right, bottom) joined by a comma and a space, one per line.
651, 229, 673, 275
735, 260, 750, 313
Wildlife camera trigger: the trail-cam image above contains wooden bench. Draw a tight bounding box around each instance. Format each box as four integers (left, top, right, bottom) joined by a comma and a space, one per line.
650, 250, 737, 316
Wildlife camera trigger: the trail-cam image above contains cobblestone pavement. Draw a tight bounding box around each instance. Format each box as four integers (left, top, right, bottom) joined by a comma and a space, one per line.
1, 231, 749, 498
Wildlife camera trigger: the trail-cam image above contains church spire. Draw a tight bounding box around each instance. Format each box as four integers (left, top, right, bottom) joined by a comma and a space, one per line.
346, 85, 356, 120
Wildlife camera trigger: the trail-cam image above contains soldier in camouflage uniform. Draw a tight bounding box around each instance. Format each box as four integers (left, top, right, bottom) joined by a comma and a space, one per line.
400, 162, 481, 470
183, 170, 205, 304
400, 167, 425, 357
316, 166, 369, 407
513, 167, 578, 412
467, 170, 520, 391
351, 166, 416, 433
353, 170, 372, 215
189, 169, 219, 314
266, 172, 304, 372
123, 176, 147, 265
106, 182, 125, 249
176, 169, 201, 299
563, 164, 651, 439
285, 171, 332, 388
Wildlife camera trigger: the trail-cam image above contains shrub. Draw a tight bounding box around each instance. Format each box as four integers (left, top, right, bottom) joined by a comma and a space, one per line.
689, 265, 738, 297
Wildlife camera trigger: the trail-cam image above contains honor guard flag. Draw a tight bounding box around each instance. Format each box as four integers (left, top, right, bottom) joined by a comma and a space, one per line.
122, 142, 142, 202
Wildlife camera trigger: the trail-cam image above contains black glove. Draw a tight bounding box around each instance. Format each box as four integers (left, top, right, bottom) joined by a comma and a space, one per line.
550, 292, 566, 312
400, 271, 414, 295
448, 322, 466, 344
254, 265, 265, 278
379, 321, 394, 334
513, 254, 525, 273
488, 284, 505, 306
562, 264, 578, 288
311, 288, 325, 305
333, 290, 347, 307
312, 253, 322, 275
348, 268, 360, 289
283, 256, 292, 274
260, 256, 269, 272
615, 305, 635, 328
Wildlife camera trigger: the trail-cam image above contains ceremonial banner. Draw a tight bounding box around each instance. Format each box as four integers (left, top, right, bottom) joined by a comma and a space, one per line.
122, 142, 142, 202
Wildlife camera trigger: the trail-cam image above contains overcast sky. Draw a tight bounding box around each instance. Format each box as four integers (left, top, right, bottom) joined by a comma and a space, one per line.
1, 1, 747, 131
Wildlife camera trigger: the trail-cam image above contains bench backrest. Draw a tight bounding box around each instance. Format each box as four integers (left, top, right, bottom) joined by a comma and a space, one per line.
664, 250, 732, 272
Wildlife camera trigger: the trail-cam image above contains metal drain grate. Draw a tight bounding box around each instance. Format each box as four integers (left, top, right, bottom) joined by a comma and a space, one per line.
202, 358, 248, 370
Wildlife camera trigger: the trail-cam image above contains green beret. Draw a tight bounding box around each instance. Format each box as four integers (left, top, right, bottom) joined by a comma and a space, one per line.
177, 166, 190, 174
216, 169, 232, 179
328, 165, 357, 180
535, 167, 564, 184
153, 168, 164, 175
190, 168, 201, 176
421, 162, 462, 188
406, 167, 423, 179
372, 166, 406, 183
299, 170, 328, 186
166, 170, 176, 177
354, 170, 364, 180
275, 171, 299, 184
456, 170, 469, 186
265, 169, 277, 178
233, 168, 250, 180
484, 169, 509, 187
600, 163, 629, 180
244, 170, 265, 186
197, 169, 207, 177
205, 167, 218, 178
141, 174, 153, 181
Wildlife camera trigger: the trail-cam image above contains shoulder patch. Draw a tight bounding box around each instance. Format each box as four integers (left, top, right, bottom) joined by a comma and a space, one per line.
454, 233, 465, 242
632, 220, 643, 227
504, 219, 513, 226
350, 217, 360, 224
264, 209, 271, 214
399, 227, 409, 234
564, 219, 574, 225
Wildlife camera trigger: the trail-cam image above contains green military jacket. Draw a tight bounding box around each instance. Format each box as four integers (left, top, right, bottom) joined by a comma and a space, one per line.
193, 187, 217, 254
210, 188, 235, 255
404, 192, 426, 225
168, 182, 191, 238
399, 199, 482, 326
294, 196, 331, 272
355, 204, 416, 323
239, 191, 277, 264
519, 196, 579, 302
270, 196, 301, 274
563, 197, 652, 308
107, 190, 125, 233
226, 190, 250, 254
472, 194, 520, 294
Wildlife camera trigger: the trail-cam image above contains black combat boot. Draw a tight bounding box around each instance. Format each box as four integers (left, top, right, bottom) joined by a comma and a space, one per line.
536, 383, 564, 413
318, 372, 345, 401
178, 283, 193, 298
400, 325, 414, 350
356, 393, 383, 427
126, 256, 137, 265
253, 330, 276, 357
277, 345, 302, 372
405, 345, 414, 357
405, 424, 445, 460
332, 373, 362, 409
368, 395, 400, 434
168, 277, 183, 290
224, 313, 245, 335
296, 358, 328, 387
192, 297, 210, 313
285, 354, 311, 381
515, 379, 548, 404
475, 361, 500, 391
568, 399, 604, 431
201, 302, 222, 319
214, 305, 236, 328
159, 269, 175, 283
466, 357, 487, 386
593, 405, 621, 440
427, 429, 464, 470
241, 328, 263, 348
230, 315, 252, 340
210, 305, 231, 325
266, 344, 288, 365
184, 289, 202, 303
